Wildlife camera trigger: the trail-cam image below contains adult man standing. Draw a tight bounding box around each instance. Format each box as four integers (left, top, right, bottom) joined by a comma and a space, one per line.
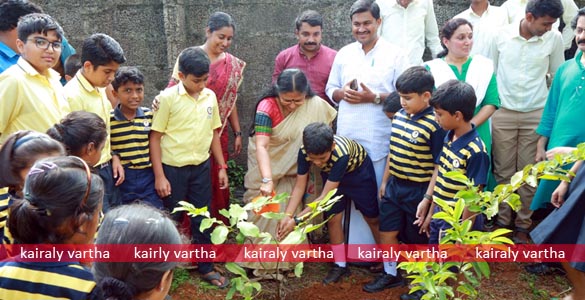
454, 0, 508, 56
0, 0, 42, 73
488, 0, 564, 244
325, 0, 407, 285
375, 0, 442, 65
501, 0, 578, 51
272, 10, 337, 105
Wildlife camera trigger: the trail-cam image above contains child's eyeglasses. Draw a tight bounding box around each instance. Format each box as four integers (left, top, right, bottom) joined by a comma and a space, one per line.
27, 37, 62, 51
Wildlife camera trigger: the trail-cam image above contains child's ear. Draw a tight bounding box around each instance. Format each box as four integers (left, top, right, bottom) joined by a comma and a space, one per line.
16, 39, 25, 53
111, 89, 119, 99
422, 91, 432, 102
82, 61, 94, 73
331, 141, 336, 152
177, 71, 186, 82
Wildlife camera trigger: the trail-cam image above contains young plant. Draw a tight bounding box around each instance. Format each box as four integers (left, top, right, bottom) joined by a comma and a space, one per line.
174, 189, 341, 300
399, 144, 585, 300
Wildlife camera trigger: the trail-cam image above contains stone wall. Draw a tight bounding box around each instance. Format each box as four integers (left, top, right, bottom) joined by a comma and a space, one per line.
40, 0, 584, 163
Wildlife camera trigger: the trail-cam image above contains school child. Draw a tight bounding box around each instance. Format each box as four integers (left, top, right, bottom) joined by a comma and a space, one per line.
0, 13, 70, 143
110, 67, 163, 209
0, 156, 103, 299
418, 79, 490, 244
0, 131, 66, 245
64, 33, 126, 211
277, 122, 380, 284
382, 91, 402, 120
94, 203, 182, 300
361, 66, 445, 293
150, 46, 229, 288
47, 111, 107, 166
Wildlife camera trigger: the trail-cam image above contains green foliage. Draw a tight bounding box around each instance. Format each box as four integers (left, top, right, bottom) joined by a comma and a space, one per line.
170, 267, 191, 293
399, 145, 585, 300
227, 159, 246, 204
176, 189, 341, 300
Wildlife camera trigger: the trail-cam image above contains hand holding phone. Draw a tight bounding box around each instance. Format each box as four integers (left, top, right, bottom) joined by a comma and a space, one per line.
349, 79, 358, 91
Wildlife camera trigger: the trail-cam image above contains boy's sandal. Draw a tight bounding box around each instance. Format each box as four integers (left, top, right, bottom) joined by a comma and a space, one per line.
201, 271, 229, 289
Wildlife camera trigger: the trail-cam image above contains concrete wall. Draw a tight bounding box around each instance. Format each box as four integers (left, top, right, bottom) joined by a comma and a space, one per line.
40, 0, 584, 163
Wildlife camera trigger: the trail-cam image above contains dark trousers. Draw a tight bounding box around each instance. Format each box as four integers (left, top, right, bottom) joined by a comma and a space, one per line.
97, 162, 120, 212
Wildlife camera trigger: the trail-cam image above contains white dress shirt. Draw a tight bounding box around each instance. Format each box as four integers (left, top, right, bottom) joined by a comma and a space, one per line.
454, 3, 509, 57
486, 21, 564, 112
326, 38, 409, 161
375, 0, 443, 65
501, 0, 579, 50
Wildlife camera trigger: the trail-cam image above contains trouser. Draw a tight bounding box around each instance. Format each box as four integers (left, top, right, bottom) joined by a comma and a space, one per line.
492, 108, 542, 230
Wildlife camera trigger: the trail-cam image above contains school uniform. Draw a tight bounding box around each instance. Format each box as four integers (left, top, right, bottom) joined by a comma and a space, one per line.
151, 83, 221, 275
64, 71, 118, 210
0, 58, 69, 143
379, 107, 445, 244
298, 136, 379, 219
429, 126, 490, 244
110, 106, 162, 209
0, 187, 8, 245
0, 259, 102, 299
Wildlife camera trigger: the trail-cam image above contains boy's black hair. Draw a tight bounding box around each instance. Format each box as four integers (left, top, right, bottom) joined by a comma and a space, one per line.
302, 122, 334, 155
81, 33, 126, 69
295, 10, 323, 31
178, 47, 210, 77
64, 54, 81, 77
0, 0, 42, 32
17, 13, 63, 42
526, 0, 563, 19
395, 66, 434, 95
383, 91, 401, 114
112, 66, 144, 91
350, 0, 380, 20
429, 79, 476, 122
570, 7, 585, 30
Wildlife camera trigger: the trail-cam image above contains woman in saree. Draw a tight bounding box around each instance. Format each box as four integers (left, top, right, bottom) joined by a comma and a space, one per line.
425, 18, 500, 190
168, 12, 246, 221
242, 68, 336, 274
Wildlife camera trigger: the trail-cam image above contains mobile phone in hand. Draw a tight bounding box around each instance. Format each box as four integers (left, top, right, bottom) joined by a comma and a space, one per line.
350, 79, 358, 91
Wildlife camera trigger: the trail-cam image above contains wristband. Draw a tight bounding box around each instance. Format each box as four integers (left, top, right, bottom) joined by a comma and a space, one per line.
423, 194, 432, 201
219, 164, 228, 170
234, 131, 242, 137
262, 177, 272, 183
293, 215, 301, 225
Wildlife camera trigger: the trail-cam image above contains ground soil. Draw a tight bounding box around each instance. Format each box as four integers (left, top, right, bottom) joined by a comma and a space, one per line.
169, 262, 571, 300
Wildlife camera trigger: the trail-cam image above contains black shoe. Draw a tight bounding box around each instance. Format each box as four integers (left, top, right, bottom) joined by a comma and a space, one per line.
323, 265, 350, 284
524, 262, 566, 276
400, 289, 427, 300
362, 272, 404, 293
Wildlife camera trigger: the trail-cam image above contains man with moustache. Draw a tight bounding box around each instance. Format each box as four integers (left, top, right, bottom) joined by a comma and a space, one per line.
487, 0, 564, 244
325, 0, 408, 285
272, 10, 337, 105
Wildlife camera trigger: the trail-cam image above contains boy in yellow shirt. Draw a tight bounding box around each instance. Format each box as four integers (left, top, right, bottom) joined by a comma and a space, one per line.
64, 33, 126, 211
150, 47, 229, 288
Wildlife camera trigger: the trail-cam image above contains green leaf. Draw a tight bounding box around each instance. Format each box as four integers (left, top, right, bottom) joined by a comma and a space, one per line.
237, 222, 260, 238
453, 199, 464, 221
510, 170, 523, 187
200, 218, 215, 232
211, 225, 229, 244
219, 209, 230, 219
259, 212, 286, 220
505, 193, 522, 212
279, 229, 305, 245
444, 171, 470, 185
225, 262, 248, 279
235, 232, 246, 244
257, 232, 274, 244
294, 262, 304, 277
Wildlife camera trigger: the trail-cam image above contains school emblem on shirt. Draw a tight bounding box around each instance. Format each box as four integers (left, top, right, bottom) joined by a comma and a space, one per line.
452, 159, 461, 168
207, 107, 213, 119
143, 120, 150, 130
411, 131, 420, 139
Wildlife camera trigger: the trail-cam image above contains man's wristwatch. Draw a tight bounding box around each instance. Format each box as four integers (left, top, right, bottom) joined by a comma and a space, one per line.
262, 177, 272, 184
373, 93, 381, 104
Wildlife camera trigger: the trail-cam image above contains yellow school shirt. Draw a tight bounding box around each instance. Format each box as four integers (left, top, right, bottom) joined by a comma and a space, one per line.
151, 84, 221, 167
64, 71, 112, 166
0, 57, 70, 143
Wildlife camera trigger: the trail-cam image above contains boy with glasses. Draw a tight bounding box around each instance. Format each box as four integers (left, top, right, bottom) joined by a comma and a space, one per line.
0, 13, 70, 143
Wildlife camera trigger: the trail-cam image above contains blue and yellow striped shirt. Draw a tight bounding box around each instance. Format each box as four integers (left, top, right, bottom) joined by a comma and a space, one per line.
433, 128, 490, 202
389, 107, 445, 182
0, 187, 8, 244
298, 136, 366, 182
0, 260, 101, 299
110, 106, 153, 169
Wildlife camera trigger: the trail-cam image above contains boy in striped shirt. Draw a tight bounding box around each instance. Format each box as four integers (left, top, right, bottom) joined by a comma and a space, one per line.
110, 67, 162, 208
419, 80, 490, 245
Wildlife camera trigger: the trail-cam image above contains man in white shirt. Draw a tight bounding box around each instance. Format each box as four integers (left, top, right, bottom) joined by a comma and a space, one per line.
501, 0, 578, 50
325, 0, 408, 289
375, 0, 442, 65
454, 0, 509, 56
487, 0, 564, 244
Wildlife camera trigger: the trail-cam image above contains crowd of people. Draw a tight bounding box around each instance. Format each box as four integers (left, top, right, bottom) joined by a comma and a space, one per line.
0, 0, 584, 299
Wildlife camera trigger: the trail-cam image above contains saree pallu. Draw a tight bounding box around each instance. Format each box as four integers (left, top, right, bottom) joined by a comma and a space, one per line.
241, 96, 336, 271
